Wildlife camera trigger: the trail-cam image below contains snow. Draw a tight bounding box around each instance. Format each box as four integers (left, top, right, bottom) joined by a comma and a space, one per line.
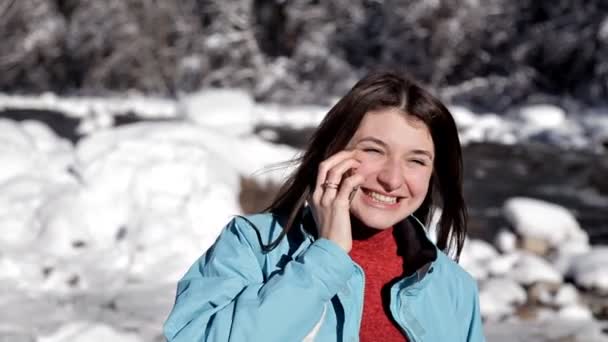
180, 89, 255, 136
38, 322, 143, 342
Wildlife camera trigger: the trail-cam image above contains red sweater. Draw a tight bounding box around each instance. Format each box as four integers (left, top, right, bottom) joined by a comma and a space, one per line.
349, 227, 407, 341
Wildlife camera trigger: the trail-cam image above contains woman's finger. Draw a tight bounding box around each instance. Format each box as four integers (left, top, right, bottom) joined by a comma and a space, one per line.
312, 151, 358, 205
319, 158, 361, 207
334, 173, 365, 207
315, 150, 358, 190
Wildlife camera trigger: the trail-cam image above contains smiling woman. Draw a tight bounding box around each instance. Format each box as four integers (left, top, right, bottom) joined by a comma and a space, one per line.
163, 71, 485, 342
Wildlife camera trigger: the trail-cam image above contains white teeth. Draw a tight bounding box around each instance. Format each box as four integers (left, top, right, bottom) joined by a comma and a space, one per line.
367, 190, 397, 204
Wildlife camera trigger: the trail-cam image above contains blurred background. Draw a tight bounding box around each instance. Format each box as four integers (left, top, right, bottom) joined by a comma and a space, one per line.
1, 0, 608, 341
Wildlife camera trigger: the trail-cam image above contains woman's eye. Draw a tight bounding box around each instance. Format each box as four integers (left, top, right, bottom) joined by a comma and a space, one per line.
410, 159, 426, 166
362, 148, 381, 154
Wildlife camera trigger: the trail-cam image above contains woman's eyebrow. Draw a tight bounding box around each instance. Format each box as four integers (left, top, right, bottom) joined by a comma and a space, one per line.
357, 137, 434, 159
356, 136, 387, 147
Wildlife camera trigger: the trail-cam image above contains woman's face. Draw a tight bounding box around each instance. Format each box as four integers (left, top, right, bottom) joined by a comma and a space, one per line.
347, 107, 435, 230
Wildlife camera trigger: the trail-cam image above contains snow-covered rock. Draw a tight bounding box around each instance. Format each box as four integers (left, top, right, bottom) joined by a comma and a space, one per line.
448, 105, 478, 129
485, 318, 608, 341
0, 175, 75, 248
583, 110, 608, 152
510, 253, 562, 286
550, 239, 593, 275
494, 228, 517, 253
479, 277, 527, 321
557, 304, 594, 321
487, 252, 520, 277
0, 118, 75, 184
253, 103, 328, 129
516, 104, 566, 130
181, 89, 255, 136
567, 247, 608, 295
462, 238, 499, 261
459, 239, 499, 280
503, 197, 589, 249
459, 113, 517, 145
553, 284, 581, 307
35, 186, 129, 257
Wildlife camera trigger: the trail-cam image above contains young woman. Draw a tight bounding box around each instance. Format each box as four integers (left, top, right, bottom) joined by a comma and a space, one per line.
163, 71, 485, 341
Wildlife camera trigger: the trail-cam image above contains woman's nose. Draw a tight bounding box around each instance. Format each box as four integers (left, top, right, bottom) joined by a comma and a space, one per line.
377, 160, 402, 191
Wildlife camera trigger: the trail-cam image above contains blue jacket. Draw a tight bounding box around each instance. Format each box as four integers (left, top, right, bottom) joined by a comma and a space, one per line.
164, 213, 485, 341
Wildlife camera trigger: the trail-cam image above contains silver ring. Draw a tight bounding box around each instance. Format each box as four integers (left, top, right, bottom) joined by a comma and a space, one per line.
322, 181, 339, 190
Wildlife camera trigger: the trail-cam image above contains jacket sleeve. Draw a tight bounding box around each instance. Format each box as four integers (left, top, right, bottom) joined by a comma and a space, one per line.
163, 217, 355, 341
466, 281, 486, 342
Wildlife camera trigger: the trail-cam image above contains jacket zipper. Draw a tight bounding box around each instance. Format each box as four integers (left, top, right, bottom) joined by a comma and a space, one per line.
390, 283, 418, 341
353, 263, 365, 340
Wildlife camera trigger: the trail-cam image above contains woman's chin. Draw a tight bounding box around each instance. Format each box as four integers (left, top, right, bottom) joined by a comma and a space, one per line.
350, 210, 403, 230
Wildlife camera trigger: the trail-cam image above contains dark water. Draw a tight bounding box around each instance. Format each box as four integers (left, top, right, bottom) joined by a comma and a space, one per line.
463, 142, 608, 244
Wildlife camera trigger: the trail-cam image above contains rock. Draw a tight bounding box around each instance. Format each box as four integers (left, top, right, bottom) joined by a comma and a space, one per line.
528, 282, 561, 306
514, 306, 557, 322
37, 322, 142, 342
567, 247, 608, 295
520, 236, 551, 256
503, 197, 589, 250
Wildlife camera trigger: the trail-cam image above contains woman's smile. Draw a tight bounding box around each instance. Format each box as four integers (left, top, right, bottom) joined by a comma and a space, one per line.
360, 188, 401, 207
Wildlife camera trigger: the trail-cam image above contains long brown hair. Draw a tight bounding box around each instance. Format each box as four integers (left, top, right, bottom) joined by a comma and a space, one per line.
265, 70, 467, 259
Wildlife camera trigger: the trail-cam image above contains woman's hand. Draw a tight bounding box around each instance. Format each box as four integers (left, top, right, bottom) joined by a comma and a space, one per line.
309, 150, 365, 252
